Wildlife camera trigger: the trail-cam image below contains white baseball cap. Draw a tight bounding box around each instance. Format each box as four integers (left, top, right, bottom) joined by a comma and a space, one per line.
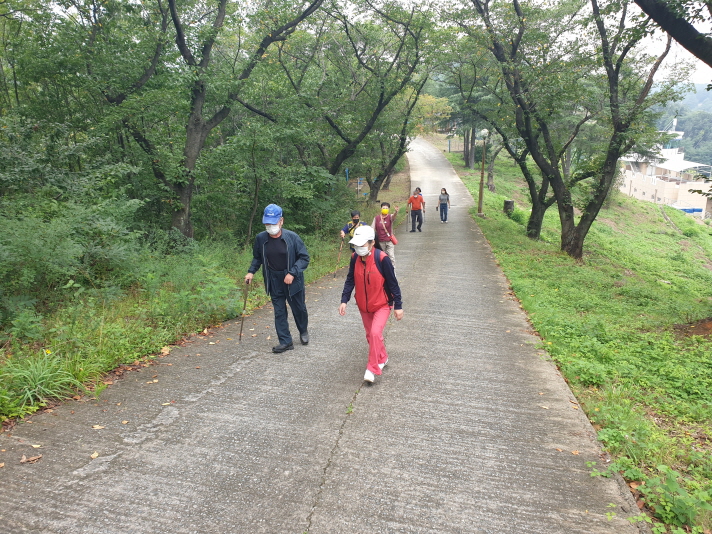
349, 225, 375, 246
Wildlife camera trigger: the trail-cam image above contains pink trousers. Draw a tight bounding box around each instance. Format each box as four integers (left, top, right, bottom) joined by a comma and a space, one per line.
359, 305, 391, 375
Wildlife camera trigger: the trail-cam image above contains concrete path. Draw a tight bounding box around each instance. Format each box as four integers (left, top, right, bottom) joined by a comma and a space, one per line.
0, 138, 642, 534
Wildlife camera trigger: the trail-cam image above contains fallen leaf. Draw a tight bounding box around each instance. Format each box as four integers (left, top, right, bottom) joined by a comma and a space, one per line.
0, 463, 4, 468
121, 421, 129, 425
226, 338, 232, 340
161, 403, 171, 406
146, 381, 153, 384
555, 448, 563, 452
249, 328, 255, 331
90, 451, 99, 459
116, 403, 121, 406
160, 346, 170, 355
202, 328, 209, 334
153, 379, 158, 383
538, 392, 544, 395
92, 425, 104, 429
572, 405, 579, 410
629, 481, 642, 490
103, 380, 113, 385
251, 334, 257, 337
540, 406, 549, 409
72, 395, 81, 400
266, 336, 271, 340
195, 366, 201, 369
571, 450, 580, 455
20, 454, 42, 464
152, 375, 158, 378
209, 342, 216, 345
31, 445, 41, 449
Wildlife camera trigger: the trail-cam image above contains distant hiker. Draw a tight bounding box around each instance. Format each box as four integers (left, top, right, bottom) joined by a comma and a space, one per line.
245, 204, 310, 353
407, 187, 425, 232
372, 201, 400, 269
438, 188, 451, 223
339, 225, 403, 384
340, 210, 363, 252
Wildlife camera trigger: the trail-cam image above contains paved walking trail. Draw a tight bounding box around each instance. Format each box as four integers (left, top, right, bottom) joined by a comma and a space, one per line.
0, 138, 642, 534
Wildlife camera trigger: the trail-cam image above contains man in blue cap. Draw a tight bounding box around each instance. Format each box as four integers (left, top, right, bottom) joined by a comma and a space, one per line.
245, 204, 310, 353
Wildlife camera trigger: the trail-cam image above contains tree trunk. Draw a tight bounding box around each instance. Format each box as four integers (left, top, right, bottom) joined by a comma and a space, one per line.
171, 183, 194, 238
463, 128, 470, 164
382, 171, 394, 191
526, 202, 546, 239
468, 131, 476, 169
487, 145, 503, 192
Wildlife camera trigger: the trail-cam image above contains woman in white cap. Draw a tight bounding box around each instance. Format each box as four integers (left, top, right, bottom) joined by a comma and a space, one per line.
338, 225, 403, 383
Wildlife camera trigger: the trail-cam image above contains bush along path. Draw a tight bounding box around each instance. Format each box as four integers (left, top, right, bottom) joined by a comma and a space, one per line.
424, 132, 712, 534
0, 137, 641, 533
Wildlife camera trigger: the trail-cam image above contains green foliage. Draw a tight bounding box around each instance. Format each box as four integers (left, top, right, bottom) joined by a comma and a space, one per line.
640, 466, 712, 529
2, 353, 82, 409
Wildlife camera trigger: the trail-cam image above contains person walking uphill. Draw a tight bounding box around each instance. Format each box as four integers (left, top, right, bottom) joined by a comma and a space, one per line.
245, 204, 310, 353
339, 226, 403, 384
407, 188, 425, 232
372, 202, 399, 269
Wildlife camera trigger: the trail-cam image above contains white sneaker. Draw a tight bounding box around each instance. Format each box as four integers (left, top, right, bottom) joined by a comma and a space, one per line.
378, 358, 388, 370
364, 370, 375, 383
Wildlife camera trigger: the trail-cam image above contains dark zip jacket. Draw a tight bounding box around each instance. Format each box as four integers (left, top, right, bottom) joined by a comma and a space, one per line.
248, 229, 310, 297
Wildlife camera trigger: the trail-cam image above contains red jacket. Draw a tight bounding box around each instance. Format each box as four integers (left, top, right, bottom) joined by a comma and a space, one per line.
353, 250, 390, 313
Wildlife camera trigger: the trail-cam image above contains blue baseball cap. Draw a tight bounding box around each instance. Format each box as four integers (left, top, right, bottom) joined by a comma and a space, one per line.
262, 204, 283, 224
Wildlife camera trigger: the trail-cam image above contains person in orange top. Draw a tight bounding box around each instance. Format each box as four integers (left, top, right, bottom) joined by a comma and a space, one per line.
407, 187, 426, 232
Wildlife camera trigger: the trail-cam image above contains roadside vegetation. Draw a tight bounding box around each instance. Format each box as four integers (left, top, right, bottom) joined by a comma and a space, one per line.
0, 160, 409, 421
426, 133, 712, 533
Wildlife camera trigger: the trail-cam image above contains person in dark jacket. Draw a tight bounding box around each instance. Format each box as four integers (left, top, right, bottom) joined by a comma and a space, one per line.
340, 210, 363, 253
245, 204, 310, 353
338, 225, 403, 383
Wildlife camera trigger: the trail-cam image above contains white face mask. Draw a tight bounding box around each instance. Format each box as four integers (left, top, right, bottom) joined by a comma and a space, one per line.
265, 224, 281, 236
354, 245, 370, 256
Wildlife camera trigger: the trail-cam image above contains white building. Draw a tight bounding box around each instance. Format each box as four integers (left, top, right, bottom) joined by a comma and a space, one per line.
619, 126, 712, 219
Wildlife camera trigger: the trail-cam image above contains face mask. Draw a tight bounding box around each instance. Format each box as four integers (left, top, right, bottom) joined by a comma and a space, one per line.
354, 245, 370, 256
441, 191, 445, 194
352, 218, 360, 225
381, 208, 389, 215
265, 224, 281, 236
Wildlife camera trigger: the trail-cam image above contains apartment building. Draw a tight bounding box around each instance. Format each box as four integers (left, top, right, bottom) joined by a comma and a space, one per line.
619, 128, 712, 219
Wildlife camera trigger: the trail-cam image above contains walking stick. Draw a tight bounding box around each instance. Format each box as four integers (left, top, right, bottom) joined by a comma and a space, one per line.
238, 281, 249, 343
333, 238, 344, 279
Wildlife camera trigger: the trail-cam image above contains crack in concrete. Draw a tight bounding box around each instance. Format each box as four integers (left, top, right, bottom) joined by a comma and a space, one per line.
304, 386, 362, 533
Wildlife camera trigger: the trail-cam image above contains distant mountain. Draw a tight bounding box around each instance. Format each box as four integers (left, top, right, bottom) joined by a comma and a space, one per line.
680, 84, 712, 113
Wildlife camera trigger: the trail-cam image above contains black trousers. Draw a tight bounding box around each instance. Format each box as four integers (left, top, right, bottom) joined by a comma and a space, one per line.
410, 209, 423, 231
267, 269, 308, 345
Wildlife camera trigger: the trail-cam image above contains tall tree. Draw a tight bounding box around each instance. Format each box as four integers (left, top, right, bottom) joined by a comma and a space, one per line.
633, 0, 712, 72
449, 0, 682, 258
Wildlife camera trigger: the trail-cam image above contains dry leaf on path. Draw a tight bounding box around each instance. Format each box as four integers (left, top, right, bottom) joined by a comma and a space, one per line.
31, 445, 41, 448
160, 346, 170, 355
0, 462, 4, 468
91, 425, 104, 429
121, 421, 129, 425
90, 451, 99, 459
571, 450, 580, 455
20, 454, 42, 464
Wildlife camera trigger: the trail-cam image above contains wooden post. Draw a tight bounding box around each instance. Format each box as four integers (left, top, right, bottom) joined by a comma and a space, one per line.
504, 200, 515, 214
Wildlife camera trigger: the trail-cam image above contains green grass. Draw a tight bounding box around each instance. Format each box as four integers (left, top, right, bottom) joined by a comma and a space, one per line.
426, 134, 712, 533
